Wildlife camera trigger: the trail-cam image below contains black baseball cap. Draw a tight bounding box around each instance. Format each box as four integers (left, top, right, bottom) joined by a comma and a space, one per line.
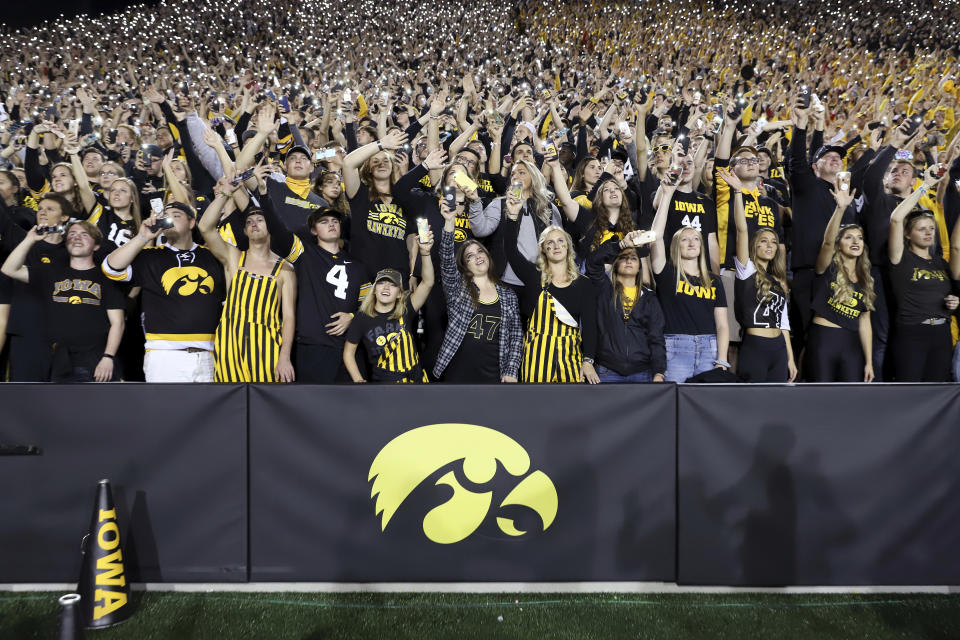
284, 145, 311, 162
307, 207, 344, 228
164, 201, 196, 218
141, 144, 164, 159
813, 145, 845, 162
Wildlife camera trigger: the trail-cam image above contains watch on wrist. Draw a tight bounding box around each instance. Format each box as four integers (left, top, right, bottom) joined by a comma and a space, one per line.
583, 357, 595, 365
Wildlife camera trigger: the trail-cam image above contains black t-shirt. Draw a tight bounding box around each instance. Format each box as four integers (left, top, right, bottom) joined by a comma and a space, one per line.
5, 239, 65, 337
734, 259, 790, 330
477, 172, 503, 205
442, 297, 502, 383
348, 189, 410, 283
889, 251, 952, 324
642, 189, 717, 248
31, 262, 124, 346
345, 297, 422, 382
811, 264, 869, 332
653, 261, 726, 335
266, 178, 326, 236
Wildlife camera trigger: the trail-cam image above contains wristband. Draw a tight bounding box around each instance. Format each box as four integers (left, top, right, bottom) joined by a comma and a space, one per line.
101, 353, 114, 360
376, 141, 383, 151
713, 359, 731, 368
916, 185, 929, 195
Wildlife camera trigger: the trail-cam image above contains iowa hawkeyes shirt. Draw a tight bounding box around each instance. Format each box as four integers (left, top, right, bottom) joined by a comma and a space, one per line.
348, 190, 410, 282
102, 242, 226, 350
30, 262, 124, 346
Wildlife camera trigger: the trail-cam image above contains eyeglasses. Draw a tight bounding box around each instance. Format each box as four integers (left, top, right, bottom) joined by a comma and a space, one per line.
456, 156, 478, 168
734, 158, 760, 166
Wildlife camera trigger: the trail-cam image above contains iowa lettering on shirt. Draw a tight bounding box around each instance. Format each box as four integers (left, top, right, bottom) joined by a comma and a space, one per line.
52, 279, 102, 304
367, 203, 407, 239
911, 268, 947, 282
674, 200, 705, 214
675, 280, 717, 299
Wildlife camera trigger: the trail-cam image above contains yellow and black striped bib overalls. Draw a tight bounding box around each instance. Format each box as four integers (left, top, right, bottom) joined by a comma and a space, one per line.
521, 287, 582, 383
376, 313, 429, 384
214, 252, 283, 382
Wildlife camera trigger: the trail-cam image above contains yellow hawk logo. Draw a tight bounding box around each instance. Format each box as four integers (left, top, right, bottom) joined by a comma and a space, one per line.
370, 209, 403, 226
160, 267, 214, 296
368, 424, 558, 544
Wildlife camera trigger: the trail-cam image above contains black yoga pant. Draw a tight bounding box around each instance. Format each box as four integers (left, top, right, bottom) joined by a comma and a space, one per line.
805, 323, 864, 382
738, 333, 789, 383
891, 322, 952, 382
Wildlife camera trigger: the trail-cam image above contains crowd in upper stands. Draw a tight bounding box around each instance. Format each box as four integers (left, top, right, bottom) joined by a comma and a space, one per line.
1, 0, 960, 384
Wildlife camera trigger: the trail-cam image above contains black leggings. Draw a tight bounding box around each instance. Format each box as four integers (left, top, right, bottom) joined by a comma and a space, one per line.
805, 323, 865, 382
891, 322, 952, 382
738, 333, 788, 382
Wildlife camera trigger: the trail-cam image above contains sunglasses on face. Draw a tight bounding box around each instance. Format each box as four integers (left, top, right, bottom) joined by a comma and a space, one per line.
653, 145, 672, 153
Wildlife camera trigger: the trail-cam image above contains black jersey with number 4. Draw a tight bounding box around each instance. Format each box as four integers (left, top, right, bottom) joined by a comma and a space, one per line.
292, 244, 371, 348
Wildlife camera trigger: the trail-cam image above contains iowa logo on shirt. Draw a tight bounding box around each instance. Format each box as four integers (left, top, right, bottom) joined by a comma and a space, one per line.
367, 204, 407, 240
161, 266, 215, 296
369, 424, 558, 544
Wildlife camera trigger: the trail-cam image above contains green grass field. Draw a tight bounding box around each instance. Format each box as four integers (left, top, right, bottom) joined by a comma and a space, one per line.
2, 591, 960, 639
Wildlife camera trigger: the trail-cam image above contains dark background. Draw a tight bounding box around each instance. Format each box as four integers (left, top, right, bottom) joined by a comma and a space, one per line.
2, 0, 152, 28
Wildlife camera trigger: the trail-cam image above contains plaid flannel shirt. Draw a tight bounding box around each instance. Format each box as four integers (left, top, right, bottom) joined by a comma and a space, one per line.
432, 227, 523, 380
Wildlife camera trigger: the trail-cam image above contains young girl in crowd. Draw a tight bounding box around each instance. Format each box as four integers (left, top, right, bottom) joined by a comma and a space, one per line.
433, 196, 522, 383
343, 231, 435, 383
888, 165, 957, 382
721, 167, 796, 382
503, 191, 599, 383
586, 233, 666, 382
806, 186, 877, 382
650, 173, 730, 382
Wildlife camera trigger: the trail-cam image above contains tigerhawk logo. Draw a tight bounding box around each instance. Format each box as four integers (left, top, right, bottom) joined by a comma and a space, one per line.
368, 424, 558, 544
160, 267, 215, 296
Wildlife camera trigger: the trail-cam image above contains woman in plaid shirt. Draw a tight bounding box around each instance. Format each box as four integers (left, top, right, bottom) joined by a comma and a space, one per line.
432, 198, 522, 383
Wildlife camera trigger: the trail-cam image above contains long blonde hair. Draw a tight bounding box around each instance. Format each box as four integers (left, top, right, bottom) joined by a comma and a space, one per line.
358, 284, 410, 321
832, 225, 876, 311
669, 226, 713, 290
535, 225, 580, 287
511, 160, 554, 226
750, 228, 789, 302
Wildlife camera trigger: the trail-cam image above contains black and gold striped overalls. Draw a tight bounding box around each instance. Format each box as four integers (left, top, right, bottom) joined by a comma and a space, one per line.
521, 287, 582, 383
214, 252, 283, 382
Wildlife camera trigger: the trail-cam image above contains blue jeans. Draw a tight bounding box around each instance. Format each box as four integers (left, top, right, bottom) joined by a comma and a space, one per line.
596, 365, 653, 383
664, 334, 717, 383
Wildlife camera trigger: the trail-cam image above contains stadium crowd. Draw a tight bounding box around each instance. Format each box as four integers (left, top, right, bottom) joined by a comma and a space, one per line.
1, 0, 959, 384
